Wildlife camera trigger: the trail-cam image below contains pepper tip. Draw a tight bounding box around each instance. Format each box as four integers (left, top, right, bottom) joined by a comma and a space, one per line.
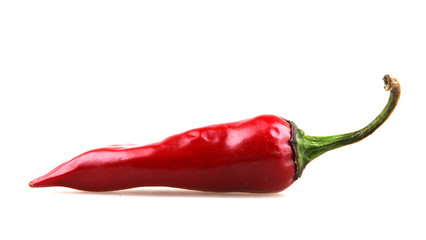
29, 179, 39, 188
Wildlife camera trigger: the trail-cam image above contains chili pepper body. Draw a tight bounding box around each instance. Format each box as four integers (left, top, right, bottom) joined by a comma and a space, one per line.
29, 115, 296, 193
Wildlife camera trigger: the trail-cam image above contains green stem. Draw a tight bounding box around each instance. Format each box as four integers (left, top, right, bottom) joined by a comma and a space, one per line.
290, 75, 401, 180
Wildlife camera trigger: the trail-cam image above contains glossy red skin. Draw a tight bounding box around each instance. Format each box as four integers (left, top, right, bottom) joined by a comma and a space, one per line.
30, 115, 296, 193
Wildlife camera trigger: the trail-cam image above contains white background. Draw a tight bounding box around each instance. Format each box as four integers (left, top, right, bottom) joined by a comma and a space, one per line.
1, 1, 425, 239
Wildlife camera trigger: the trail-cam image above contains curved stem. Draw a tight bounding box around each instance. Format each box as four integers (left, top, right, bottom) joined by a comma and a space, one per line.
290, 75, 401, 179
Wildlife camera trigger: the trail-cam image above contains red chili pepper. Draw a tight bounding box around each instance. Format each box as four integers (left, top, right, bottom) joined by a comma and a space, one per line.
29, 75, 400, 193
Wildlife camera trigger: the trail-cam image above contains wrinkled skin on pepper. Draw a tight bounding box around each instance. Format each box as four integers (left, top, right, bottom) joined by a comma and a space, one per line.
30, 115, 296, 193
